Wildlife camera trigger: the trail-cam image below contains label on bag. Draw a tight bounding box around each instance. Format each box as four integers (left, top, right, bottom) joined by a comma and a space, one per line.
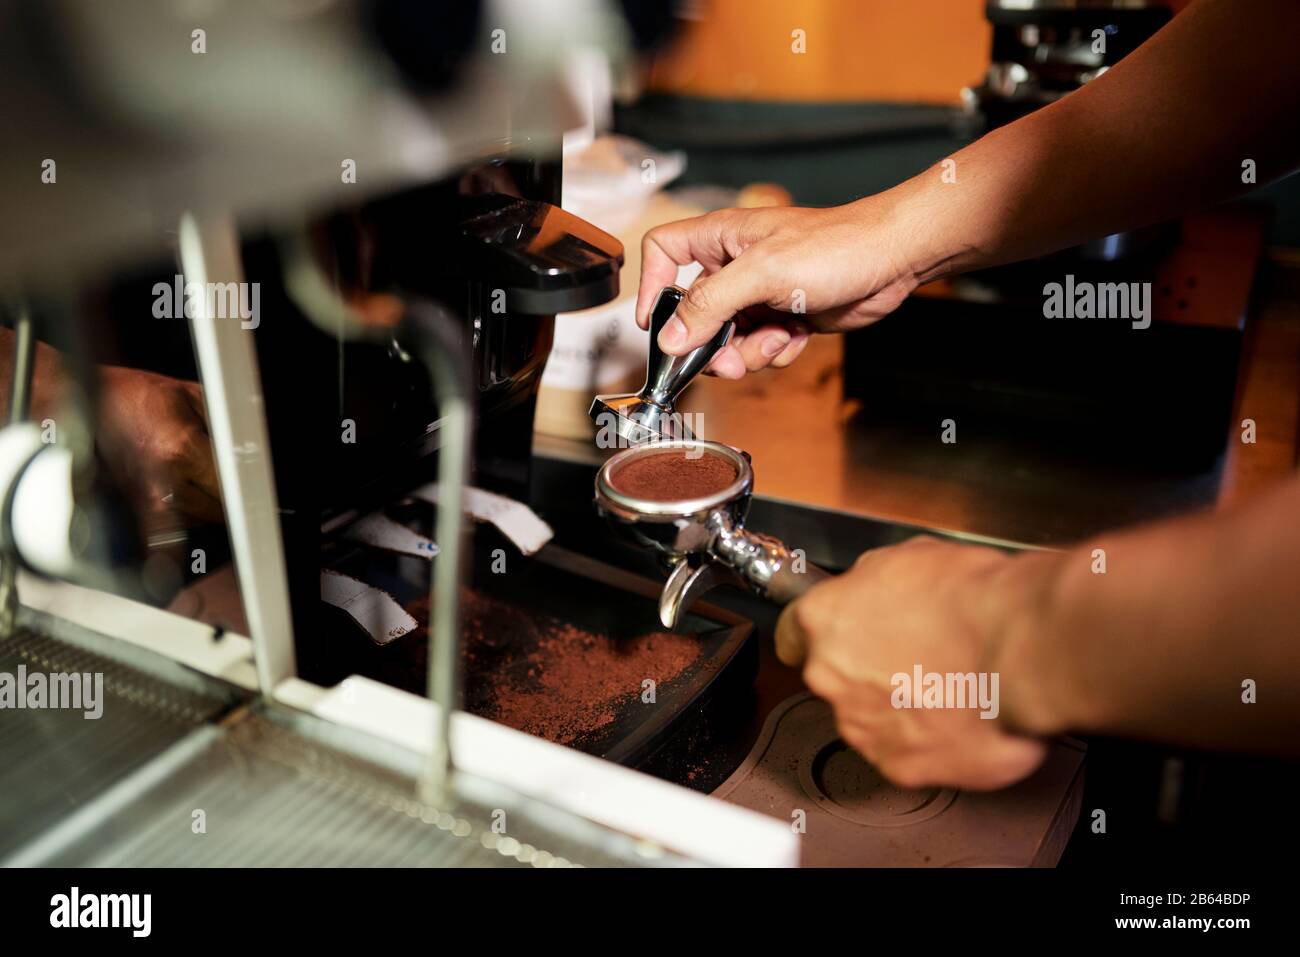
342, 512, 440, 559
320, 570, 417, 645
408, 483, 553, 556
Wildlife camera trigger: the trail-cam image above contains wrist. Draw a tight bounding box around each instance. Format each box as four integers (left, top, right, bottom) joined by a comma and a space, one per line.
862, 173, 987, 287
978, 549, 1077, 738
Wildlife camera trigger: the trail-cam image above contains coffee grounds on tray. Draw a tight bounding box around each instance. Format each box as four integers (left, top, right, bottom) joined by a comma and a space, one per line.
405, 588, 702, 746
609, 448, 737, 502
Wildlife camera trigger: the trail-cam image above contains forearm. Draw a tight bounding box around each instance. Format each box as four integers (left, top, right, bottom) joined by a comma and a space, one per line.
0, 326, 65, 422
875, 0, 1300, 282
991, 475, 1300, 753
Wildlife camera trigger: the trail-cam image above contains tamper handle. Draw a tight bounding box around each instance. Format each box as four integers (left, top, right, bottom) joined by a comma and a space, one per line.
644, 285, 735, 407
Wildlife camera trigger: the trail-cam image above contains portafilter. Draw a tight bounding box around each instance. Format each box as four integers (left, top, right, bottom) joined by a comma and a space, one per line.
595, 440, 830, 628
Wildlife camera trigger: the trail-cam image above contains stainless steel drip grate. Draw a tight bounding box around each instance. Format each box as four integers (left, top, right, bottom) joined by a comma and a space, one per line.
0, 628, 237, 859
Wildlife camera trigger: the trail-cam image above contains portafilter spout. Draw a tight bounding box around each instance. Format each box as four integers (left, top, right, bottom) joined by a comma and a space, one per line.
594, 440, 830, 627
589, 285, 734, 445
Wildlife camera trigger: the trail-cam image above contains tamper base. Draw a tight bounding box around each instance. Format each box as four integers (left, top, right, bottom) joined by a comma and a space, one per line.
589, 394, 697, 445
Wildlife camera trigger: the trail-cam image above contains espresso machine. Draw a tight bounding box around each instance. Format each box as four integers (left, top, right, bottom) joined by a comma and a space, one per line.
963, 0, 1172, 134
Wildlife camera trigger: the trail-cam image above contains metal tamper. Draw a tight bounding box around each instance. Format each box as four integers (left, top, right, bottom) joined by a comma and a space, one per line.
588, 285, 735, 445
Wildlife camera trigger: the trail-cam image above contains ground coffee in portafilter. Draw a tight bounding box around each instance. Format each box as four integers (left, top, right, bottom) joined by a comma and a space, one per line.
610, 449, 738, 502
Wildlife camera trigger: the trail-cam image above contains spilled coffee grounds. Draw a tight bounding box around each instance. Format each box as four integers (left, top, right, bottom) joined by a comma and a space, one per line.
406, 588, 702, 746
609, 448, 737, 502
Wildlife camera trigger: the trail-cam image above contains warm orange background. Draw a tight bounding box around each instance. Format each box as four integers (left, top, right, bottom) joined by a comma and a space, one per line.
648, 0, 1192, 105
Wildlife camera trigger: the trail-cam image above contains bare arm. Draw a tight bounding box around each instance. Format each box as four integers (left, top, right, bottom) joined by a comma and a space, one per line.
0, 325, 66, 421
902, 0, 1300, 281
0, 325, 222, 523
640, 0, 1300, 372
992, 473, 1300, 754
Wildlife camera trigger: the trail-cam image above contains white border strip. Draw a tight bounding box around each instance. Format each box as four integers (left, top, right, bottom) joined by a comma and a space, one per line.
17, 573, 259, 691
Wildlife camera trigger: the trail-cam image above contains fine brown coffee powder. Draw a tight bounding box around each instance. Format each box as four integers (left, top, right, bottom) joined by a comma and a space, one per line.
404, 588, 703, 746
610, 449, 737, 502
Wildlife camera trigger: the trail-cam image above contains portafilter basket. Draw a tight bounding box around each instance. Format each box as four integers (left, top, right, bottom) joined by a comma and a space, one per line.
595, 440, 830, 627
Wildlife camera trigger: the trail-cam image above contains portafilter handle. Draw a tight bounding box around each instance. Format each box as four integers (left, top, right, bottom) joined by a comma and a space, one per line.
658, 508, 832, 628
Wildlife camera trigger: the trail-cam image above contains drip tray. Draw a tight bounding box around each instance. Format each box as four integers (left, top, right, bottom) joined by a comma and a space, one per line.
0, 627, 242, 860
16, 707, 655, 867
315, 533, 756, 773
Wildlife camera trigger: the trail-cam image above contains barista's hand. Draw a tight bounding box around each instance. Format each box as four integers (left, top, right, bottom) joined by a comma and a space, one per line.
774, 537, 1049, 790
100, 366, 223, 524
636, 200, 921, 378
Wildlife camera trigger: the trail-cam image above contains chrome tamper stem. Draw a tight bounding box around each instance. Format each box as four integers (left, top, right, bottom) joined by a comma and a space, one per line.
589, 285, 734, 445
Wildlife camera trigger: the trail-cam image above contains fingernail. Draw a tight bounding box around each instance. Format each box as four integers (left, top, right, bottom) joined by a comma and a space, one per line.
761, 332, 791, 357
658, 316, 687, 352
